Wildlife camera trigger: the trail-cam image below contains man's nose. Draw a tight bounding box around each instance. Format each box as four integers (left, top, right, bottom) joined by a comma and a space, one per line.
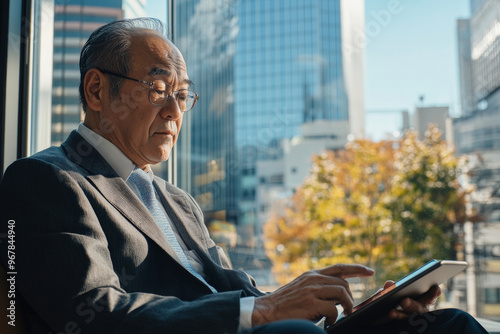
159, 97, 183, 120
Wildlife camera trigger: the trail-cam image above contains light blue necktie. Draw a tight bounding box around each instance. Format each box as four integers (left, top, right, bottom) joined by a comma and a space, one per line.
129, 168, 217, 292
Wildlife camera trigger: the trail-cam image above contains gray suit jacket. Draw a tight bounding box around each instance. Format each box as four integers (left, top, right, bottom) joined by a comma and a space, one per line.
0, 131, 264, 334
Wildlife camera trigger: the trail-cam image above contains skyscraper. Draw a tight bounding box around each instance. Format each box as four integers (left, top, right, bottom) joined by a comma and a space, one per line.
175, 0, 365, 280
455, 0, 500, 320
51, 0, 146, 145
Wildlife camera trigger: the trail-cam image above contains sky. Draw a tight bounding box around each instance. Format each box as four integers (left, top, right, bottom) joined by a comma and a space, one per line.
364, 0, 470, 114
145, 0, 471, 138
364, 0, 470, 139
145, 0, 166, 20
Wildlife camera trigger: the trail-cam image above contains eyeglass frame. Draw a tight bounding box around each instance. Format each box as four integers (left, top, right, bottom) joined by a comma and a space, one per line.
96, 68, 199, 112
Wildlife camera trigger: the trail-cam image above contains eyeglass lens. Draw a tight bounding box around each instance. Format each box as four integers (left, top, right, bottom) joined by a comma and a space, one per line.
149, 80, 197, 111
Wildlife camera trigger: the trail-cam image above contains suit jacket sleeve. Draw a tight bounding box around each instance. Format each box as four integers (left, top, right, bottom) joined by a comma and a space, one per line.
0, 156, 262, 334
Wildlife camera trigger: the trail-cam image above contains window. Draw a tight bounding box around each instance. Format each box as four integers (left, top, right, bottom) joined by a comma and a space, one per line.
2, 0, 500, 322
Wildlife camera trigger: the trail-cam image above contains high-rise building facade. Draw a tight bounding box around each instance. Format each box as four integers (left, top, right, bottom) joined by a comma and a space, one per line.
51, 0, 146, 145
174, 0, 239, 228
174, 0, 364, 280
455, 0, 500, 320
469, 0, 500, 102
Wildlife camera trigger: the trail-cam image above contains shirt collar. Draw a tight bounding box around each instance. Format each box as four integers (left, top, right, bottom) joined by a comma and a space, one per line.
77, 123, 152, 181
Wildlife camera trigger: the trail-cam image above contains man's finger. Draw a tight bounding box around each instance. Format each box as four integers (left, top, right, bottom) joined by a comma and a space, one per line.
315, 276, 354, 300
319, 284, 355, 313
383, 280, 395, 290
417, 285, 441, 305
319, 264, 375, 279
389, 308, 410, 320
316, 300, 339, 326
400, 297, 429, 314
399, 286, 441, 314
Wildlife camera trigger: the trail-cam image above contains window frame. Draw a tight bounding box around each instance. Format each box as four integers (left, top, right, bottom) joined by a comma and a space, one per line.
1, 0, 54, 177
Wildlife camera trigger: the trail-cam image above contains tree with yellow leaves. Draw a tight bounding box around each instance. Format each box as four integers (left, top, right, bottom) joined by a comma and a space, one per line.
264, 125, 466, 290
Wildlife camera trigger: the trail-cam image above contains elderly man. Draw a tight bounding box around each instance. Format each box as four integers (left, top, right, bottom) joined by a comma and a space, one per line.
0, 18, 487, 334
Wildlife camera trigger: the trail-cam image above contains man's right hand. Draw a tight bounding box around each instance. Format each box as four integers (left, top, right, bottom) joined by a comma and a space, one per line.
252, 264, 375, 327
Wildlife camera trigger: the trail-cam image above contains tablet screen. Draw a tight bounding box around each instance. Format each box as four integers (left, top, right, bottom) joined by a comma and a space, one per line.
352, 283, 395, 312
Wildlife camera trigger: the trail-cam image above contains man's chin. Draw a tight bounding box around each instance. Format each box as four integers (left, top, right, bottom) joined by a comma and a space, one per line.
146, 150, 172, 165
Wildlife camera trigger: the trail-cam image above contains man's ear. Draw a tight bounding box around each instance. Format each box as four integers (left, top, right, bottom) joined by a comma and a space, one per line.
84, 69, 106, 112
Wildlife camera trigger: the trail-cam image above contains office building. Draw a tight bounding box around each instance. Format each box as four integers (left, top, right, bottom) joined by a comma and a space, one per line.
454, 0, 500, 320
51, 0, 146, 145
283, 120, 349, 191
414, 106, 452, 142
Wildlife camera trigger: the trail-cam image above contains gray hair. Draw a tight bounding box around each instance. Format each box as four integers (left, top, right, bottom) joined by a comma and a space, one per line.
79, 17, 169, 111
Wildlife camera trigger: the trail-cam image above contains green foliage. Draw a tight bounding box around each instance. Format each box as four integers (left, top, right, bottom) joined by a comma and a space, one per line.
386, 126, 461, 279
264, 125, 465, 288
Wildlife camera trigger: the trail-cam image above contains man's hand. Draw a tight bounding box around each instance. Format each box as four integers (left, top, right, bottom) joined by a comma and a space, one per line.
252, 264, 375, 327
387, 281, 442, 319
374, 281, 442, 324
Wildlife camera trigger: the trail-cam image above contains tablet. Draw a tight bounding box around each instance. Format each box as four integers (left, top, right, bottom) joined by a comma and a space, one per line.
326, 259, 468, 332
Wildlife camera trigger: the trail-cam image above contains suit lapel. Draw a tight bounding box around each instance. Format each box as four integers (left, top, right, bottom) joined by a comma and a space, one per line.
88, 174, 183, 264
61, 131, 183, 265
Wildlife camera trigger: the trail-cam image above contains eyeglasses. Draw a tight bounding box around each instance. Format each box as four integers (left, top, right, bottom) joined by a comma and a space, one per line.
98, 69, 199, 112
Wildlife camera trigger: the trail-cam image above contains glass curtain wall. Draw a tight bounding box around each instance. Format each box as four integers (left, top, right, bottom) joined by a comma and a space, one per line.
174, 0, 354, 285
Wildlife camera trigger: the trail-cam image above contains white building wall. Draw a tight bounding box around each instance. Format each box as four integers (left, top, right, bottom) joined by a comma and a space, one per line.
340, 0, 365, 139
414, 106, 449, 139
284, 120, 349, 190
